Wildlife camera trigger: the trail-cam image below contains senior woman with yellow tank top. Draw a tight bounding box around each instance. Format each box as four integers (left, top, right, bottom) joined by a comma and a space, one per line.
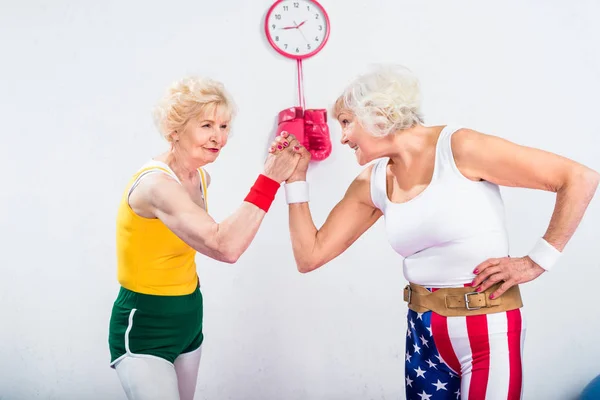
108, 76, 304, 400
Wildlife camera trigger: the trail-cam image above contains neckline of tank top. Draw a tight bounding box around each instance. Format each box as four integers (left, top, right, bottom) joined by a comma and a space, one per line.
145, 159, 209, 189
382, 125, 449, 207
143, 159, 182, 184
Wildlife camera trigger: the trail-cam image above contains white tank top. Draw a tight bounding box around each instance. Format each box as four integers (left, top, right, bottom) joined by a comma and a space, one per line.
370, 126, 509, 288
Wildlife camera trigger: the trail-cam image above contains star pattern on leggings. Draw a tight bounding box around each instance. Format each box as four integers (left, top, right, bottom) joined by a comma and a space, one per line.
405, 309, 461, 400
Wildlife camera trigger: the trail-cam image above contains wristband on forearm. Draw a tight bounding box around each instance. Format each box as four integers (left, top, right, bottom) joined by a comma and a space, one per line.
284, 181, 309, 204
527, 237, 562, 271
244, 174, 280, 212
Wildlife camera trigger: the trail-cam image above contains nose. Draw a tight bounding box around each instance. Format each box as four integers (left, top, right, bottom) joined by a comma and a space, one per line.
340, 132, 349, 145
211, 131, 224, 146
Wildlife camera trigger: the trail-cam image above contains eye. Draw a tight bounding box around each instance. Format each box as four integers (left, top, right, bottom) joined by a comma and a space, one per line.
202, 123, 211, 128
341, 119, 350, 126
220, 124, 228, 129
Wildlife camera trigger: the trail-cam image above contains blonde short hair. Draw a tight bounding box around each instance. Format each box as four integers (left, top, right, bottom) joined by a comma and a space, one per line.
152, 76, 236, 142
333, 64, 424, 137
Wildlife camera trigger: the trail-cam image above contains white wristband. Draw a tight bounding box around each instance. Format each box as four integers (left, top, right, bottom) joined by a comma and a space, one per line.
527, 237, 562, 271
285, 181, 309, 204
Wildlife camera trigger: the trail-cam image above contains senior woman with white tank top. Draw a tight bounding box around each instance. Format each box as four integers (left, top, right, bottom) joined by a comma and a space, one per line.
270, 65, 599, 399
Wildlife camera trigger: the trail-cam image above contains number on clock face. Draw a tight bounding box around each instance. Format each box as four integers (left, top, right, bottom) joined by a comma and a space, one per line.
267, 0, 328, 58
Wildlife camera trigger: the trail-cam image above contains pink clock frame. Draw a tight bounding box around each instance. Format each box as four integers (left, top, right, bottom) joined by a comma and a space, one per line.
264, 0, 331, 60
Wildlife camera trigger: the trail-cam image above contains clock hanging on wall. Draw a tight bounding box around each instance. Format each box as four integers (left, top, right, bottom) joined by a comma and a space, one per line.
264, 0, 330, 60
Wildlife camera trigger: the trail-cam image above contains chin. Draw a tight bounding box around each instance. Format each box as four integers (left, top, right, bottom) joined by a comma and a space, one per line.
192, 154, 216, 167
355, 150, 373, 166
198, 149, 220, 160
204, 154, 219, 164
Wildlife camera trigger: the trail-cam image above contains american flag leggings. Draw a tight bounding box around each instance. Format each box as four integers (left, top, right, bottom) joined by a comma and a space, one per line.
404, 290, 526, 400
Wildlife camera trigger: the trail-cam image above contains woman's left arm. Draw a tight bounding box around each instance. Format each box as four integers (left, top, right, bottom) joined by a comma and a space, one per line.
453, 128, 600, 298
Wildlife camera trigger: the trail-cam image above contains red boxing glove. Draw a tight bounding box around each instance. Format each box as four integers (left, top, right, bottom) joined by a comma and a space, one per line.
276, 107, 306, 148
244, 174, 280, 212
304, 109, 331, 161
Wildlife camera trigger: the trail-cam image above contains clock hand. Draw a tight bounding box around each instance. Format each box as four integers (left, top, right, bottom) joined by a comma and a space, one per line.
293, 19, 310, 43
297, 26, 310, 44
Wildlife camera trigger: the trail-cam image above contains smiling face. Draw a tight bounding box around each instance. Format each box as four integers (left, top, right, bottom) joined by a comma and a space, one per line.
336, 109, 390, 166
153, 76, 237, 167
172, 104, 231, 165
332, 64, 427, 164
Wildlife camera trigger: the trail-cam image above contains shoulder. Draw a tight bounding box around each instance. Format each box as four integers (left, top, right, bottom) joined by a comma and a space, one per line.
449, 128, 483, 154
128, 170, 183, 217
353, 161, 380, 188
450, 127, 511, 156
346, 161, 383, 208
135, 172, 183, 206
450, 127, 516, 181
447, 128, 487, 180
450, 128, 506, 164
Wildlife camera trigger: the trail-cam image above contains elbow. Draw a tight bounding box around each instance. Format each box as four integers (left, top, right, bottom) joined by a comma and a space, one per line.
575, 167, 600, 194
588, 169, 600, 191
221, 253, 240, 264
297, 264, 312, 274
220, 248, 241, 264
211, 227, 242, 264
296, 259, 321, 274
196, 241, 240, 264
588, 170, 600, 199
295, 244, 325, 273
562, 166, 600, 194
210, 240, 241, 264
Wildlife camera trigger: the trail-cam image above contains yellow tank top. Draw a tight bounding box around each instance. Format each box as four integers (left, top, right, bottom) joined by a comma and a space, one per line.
115, 160, 209, 296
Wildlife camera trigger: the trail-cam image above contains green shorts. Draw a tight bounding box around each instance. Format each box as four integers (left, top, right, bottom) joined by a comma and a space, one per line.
108, 284, 204, 367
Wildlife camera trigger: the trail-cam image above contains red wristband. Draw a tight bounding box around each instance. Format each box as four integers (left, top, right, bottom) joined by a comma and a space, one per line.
244, 174, 280, 212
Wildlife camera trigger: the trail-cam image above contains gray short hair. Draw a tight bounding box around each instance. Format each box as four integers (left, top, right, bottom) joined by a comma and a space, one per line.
333, 64, 424, 136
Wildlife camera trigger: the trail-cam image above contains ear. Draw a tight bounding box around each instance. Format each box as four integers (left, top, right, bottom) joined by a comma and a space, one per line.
170, 131, 179, 142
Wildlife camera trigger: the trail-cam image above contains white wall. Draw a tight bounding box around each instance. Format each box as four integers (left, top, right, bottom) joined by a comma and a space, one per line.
1, 0, 599, 399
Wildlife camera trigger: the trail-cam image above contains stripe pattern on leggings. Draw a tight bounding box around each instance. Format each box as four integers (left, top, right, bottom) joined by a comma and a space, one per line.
405, 305, 526, 399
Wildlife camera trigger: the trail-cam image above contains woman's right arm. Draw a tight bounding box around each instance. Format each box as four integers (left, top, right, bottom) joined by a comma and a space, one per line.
131, 141, 301, 263
288, 166, 382, 273
141, 175, 270, 263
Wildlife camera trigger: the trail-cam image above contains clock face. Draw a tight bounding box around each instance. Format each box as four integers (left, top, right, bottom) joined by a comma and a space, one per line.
265, 0, 330, 60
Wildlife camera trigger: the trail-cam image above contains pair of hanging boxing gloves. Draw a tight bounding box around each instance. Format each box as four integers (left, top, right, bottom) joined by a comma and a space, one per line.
275, 107, 332, 161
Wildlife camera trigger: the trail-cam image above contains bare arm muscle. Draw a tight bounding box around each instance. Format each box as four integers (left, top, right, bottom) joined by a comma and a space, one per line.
135, 174, 268, 263
289, 166, 383, 272
453, 128, 600, 250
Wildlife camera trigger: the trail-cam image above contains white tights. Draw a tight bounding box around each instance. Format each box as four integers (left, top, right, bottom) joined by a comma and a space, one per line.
115, 345, 202, 400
